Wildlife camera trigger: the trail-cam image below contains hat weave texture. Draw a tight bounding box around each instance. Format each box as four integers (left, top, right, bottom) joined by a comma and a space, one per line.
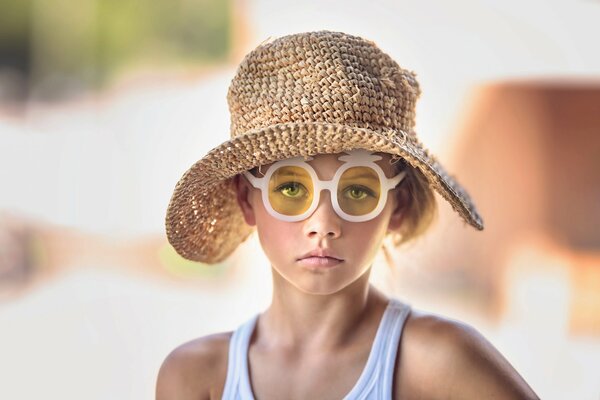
165, 30, 484, 264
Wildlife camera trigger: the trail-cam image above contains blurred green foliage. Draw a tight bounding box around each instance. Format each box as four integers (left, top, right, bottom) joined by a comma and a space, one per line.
95, 0, 231, 72
0, 0, 33, 71
158, 242, 230, 279
0, 0, 232, 99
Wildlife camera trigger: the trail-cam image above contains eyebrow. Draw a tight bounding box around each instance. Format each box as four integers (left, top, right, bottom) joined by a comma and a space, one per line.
273, 172, 310, 179
339, 172, 378, 180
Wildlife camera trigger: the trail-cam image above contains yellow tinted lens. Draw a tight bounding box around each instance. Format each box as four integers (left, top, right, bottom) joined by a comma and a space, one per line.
268, 166, 314, 216
337, 167, 381, 216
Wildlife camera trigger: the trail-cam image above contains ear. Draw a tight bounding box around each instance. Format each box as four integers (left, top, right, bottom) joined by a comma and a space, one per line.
387, 188, 407, 232
234, 174, 257, 226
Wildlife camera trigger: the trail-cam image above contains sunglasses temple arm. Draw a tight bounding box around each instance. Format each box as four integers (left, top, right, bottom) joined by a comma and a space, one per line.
241, 171, 261, 188
385, 170, 407, 190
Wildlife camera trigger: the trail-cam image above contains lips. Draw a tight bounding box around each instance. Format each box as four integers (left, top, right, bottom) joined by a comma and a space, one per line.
297, 248, 343, 261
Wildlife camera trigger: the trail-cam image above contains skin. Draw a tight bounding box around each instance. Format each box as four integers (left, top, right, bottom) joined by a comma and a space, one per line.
156, 152, 540, 400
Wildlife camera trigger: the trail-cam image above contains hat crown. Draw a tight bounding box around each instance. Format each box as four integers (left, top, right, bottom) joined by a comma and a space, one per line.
227, 31, 421, 139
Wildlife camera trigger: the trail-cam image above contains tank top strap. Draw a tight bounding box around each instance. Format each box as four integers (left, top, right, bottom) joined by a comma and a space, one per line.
221, 313, 259, 400
377, 298, 412, 399
344, 297, 412, 400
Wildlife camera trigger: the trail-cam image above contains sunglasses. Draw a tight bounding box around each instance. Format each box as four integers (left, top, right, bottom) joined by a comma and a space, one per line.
242, 149, 407, 222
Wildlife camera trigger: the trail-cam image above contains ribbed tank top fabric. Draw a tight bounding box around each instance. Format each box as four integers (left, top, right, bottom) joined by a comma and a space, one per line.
220, 298, 412, 400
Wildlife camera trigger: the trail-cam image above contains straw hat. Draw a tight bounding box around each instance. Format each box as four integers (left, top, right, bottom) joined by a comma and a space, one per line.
165, 30, 484, 264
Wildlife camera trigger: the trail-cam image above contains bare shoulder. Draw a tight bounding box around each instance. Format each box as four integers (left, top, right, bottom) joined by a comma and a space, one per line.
396, 309, 540, 399
155, 331, 232, 400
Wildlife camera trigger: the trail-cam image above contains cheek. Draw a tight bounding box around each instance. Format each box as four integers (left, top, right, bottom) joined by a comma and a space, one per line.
346, 203, 393, 256
254, 207, 298, 259
346, 220, 387, 253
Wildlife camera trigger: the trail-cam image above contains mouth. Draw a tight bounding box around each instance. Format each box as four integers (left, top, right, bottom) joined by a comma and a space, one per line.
297, 256, 344, 268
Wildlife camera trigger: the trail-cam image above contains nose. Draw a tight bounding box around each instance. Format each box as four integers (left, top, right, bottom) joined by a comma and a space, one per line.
302, 189, 342, 239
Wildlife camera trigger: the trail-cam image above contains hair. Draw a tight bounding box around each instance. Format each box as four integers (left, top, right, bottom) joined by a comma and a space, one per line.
380, 155, 438, 269
385, 155, 438, 247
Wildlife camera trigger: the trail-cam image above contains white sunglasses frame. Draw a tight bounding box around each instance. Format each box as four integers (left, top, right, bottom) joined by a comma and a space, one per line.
241, 150, 407, 222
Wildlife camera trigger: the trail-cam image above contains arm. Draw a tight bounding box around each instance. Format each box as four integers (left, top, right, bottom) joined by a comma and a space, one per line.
156, 346, 209, 400
156, 333, 231, 400
396, 312, 539, 399
435, 320, 540, 399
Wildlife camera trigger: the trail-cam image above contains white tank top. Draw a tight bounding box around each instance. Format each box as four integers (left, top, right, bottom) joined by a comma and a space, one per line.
221, 298, 412, 399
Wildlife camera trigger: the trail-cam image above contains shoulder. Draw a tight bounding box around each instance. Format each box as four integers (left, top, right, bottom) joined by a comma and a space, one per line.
396, 308, 539, 399
155, 331, 232, 400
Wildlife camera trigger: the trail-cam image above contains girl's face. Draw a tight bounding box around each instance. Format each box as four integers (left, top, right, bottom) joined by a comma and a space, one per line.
235, 152, 406, 295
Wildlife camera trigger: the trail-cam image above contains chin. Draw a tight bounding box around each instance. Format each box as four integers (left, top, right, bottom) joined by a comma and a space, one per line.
294, 284, 348, 296
289, 273, 361, 296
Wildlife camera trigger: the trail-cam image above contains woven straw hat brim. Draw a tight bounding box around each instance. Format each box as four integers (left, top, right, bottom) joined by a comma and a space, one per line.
165, 121, 484, 264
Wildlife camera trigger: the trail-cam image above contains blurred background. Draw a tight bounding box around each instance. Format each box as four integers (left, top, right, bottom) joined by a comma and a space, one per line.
1, 0, 599, 398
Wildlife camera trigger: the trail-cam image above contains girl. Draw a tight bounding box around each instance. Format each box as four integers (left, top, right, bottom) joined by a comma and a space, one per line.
157, 30, 539, 399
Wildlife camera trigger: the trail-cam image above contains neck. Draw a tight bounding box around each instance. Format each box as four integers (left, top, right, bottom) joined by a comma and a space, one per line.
259, 266, 388, 351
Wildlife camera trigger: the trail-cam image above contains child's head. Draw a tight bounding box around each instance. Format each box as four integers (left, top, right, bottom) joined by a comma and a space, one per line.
165, 30, 483, 266
233, 149, 436, 294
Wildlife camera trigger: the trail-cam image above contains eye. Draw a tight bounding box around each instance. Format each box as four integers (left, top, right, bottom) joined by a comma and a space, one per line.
274, 182, 308, 198
343, 185, 376, 200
